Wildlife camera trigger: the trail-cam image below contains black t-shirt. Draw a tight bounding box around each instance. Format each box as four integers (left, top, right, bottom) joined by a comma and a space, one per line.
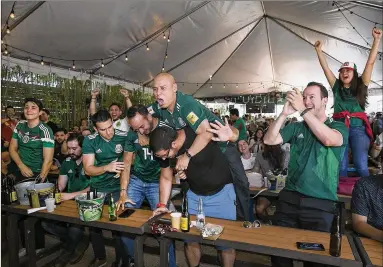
47, 121, 58, 134
158, 126, 232, 195
351, 175, 383, 230
54, 142, 67, 163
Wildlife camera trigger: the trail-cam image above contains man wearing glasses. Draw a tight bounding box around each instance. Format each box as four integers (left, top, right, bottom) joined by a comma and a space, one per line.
150, 126, 236, 267
41, 133, 90, 267
82, 109, 134, 267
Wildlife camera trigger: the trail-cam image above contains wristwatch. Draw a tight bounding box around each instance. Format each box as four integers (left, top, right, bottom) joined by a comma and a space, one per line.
185, 150, 193, 159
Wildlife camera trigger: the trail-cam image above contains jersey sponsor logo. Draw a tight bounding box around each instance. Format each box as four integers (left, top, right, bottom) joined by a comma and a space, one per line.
115, 144, 123, 153
96, 148, 102, 153
298, 133, 304, 139
178, 117, 186, 127
68, 169, 73, 174
186, 112, 199, 125
147, 106, 154, 114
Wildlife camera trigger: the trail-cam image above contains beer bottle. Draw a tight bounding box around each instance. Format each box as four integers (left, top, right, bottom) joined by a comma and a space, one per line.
54, 179, 61, 205
93, 188, 98, 199
87, 189, 91, 200
3, 177, 12, 205
10, 178, 18, 203
108, 194, 117, 221
196, 198, 205, 230
330, 203, 342, 257
180, 191, 190, 232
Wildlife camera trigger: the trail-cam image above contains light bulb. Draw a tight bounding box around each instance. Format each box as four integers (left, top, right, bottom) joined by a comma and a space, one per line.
10, 9, 15, 19
248, 83, 250, 87
167, 37, 170, 43
125, 54, 128, 61
223, 84, 226, 89
162, 67, 165, 71
146, 44, 149, 51
165, 54, 168, 59
101, 60, 104, 68
163, 33, 166, 39
210, 84, 212, 89
40, 58, 44, 65
72, 61, 76, 69
4, 47, 8, 55
236, 84, 238, 88
6, 26, 10, 34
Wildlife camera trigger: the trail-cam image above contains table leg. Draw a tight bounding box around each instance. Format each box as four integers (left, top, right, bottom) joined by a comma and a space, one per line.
24, 217, 38, 267
133, 235, 145, 267
159, 237, 171, 267
8, 213, 22, 267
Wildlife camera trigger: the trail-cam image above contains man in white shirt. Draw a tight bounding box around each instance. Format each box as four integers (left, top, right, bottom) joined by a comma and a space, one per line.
89, 89, 131, 132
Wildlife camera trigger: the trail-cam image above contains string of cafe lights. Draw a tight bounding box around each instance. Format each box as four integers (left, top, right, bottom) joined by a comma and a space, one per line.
333, 1, 383, 60
1, 6, 174, 71
161, 28, 171, 72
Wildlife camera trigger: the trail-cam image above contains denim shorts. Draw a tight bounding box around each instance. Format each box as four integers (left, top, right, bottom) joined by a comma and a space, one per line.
186, 183, 236, 250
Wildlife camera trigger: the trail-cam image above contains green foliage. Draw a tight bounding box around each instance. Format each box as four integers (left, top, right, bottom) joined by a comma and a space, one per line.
1, 65, 154, 130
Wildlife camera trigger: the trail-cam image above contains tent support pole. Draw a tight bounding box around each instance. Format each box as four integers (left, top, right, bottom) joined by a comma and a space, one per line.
192, 17, 265, 96
265, 17, 276, 87
1, 1, 45, 39
268, 15, 372, 52
268, 16, 381, 88
92, 1, 211, 74
143, 16, 264, 87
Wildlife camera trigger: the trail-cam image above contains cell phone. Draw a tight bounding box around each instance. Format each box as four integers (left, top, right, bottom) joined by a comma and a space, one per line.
118, 209, 135, 218
296, 242, 325, 251
157, 218, 171, 225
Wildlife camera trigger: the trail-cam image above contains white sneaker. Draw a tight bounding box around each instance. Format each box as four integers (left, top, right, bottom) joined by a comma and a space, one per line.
18, 248, 44, 258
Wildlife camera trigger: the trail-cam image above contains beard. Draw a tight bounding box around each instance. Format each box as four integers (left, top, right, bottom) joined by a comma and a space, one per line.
69, 154, 81, 160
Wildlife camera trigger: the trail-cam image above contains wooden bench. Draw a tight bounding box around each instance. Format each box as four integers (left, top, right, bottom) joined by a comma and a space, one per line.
158, 214, 362, 267
2, 201, 154, 267
354, 236, 383, 267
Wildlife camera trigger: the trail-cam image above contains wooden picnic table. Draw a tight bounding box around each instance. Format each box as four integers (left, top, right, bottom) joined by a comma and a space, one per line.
2, 201, 154, 267
354, 236, 383, 267
157, 214, 362, 267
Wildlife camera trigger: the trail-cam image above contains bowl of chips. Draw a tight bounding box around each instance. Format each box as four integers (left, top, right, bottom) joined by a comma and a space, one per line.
201, 223, 224, 240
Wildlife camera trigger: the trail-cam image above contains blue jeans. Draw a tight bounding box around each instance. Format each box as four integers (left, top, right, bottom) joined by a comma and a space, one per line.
120, 175, 176, 267
187, 183, 236, 251
340, 126, 370, 177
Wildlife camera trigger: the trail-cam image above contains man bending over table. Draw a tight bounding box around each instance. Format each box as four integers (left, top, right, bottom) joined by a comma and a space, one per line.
151, 125, 236, 267
41, 133, 90, 267
263, 82, 348, 267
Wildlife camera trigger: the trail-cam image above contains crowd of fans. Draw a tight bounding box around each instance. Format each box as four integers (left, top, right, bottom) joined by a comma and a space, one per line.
1, 27, 382, 267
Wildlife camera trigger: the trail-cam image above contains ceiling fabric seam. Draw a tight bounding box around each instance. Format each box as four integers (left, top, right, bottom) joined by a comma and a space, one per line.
264, 16, 275, 87
192, 17, 265, 96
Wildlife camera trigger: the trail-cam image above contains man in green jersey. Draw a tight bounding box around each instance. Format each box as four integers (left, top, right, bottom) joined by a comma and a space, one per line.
9, 98, 54, 182
82, 110, 134, 267
148, 73, 250, 221
229, 108, 247, 142
264, 82, 348, 267
42, 133, 90, 267
8, 97, 54, 257
115, 105, 176, 267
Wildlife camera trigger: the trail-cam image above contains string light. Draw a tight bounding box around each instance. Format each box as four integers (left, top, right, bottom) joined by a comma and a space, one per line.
209, 75, 212, 80
3, 45, 8, 55
101, 60, 104, 68
10, 8, 15, 19
165, 53, 168, 59
210, 84, 212, 89
72, 60, 76, 69
236, 84, 238, 88
248, 83, 250, 87
167, 37, 170, 43
6, 25, 10, 34
223, 84, 226, 89
146, 44, 150, 51
162, 66, 165, 72
40, 57, 44, 65
163, 33, 166, 39
125, 54, 128, 61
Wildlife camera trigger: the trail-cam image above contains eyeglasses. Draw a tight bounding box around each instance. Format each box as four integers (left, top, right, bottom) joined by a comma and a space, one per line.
243, 220, 261, 229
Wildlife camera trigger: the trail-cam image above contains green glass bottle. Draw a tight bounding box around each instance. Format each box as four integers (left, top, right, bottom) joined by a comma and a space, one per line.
108, 194, 117, 221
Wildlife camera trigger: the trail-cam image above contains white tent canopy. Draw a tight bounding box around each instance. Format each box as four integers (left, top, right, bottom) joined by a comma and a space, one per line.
2, 1, 382, 98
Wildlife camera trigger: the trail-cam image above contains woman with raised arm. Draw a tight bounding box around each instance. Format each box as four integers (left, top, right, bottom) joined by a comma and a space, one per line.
314, 27, 382, 177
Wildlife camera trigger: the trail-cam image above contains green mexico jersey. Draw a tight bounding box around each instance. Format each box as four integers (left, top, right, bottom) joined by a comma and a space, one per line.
82, 129, 128, 193
12, 121, 54, 173
125, 131, 160, 183
280, 119, 348, 201
148, 92, 227, 150
60, 158, 90, 193
233, 118, 247, 141
332, 79, 364, 127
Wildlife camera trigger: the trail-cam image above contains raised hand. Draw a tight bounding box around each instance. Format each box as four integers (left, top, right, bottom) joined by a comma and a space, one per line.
120, 88, 130, 98
314, 40, 322, 51
372, 27, 382, 40
91, 89, 100, 97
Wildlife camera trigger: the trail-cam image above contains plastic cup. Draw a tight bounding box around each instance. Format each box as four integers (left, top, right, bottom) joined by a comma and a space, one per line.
171, 212, 182, 230
45, 198, 55, 212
